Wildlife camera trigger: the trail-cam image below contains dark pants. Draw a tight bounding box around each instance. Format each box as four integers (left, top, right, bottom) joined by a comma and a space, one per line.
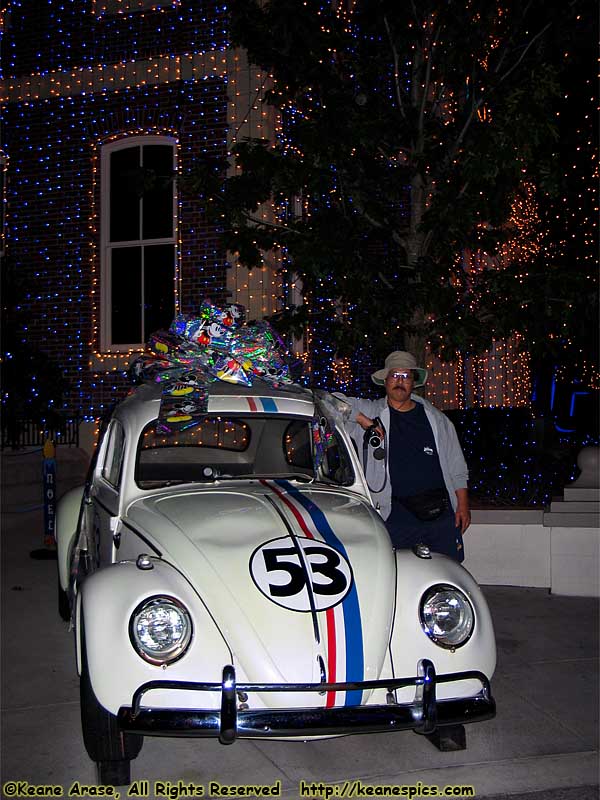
385, 500, 464, 563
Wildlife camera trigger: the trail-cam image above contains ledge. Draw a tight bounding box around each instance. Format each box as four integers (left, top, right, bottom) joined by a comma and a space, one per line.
563, 487, 600, 502
543, 512, 600, 529
471, 508, 544, 525
471, 507, 600, 528
549, 500, 599, 514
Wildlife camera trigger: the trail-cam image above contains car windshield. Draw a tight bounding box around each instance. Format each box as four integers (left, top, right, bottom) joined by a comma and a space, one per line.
135, 414, 355, 489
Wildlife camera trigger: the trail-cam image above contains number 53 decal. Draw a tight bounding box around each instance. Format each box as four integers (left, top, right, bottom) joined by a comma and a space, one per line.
250, 536, 353, 612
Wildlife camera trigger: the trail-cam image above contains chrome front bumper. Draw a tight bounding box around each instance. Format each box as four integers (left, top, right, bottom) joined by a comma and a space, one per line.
117, 660, 495, 743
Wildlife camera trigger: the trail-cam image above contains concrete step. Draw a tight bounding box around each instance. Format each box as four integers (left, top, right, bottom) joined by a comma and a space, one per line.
543, 511, 600, 528
550, 500, 600, 513
563, 487, 600, 502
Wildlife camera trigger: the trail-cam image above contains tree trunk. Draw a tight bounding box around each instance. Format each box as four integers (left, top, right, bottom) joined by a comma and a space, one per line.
405, 319, 428, 366
404, 168, 428, 364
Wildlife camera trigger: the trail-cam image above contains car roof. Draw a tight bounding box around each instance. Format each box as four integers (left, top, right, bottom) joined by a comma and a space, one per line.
117, 379, 316, 419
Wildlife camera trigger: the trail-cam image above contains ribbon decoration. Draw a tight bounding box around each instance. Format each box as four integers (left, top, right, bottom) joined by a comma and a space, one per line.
129, 302, 299, 433
311, 416, 335, 472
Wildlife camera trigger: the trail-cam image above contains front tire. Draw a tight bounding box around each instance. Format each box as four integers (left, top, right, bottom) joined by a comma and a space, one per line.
97, 761, 132, 787
80, 623, 143, 785
58, 581, 70, 621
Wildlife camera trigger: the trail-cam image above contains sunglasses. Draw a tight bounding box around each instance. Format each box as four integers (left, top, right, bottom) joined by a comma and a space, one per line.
387, 370, 414, 381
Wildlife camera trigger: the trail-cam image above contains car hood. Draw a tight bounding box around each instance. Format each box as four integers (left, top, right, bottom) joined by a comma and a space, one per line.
125, 480, 395, 706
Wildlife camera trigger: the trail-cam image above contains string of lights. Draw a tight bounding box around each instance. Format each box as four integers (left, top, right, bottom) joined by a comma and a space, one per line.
2, 0, 596, 468
3, 2, 230, 423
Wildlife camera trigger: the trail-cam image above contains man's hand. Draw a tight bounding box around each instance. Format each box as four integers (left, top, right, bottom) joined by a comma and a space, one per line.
356, 412, 384, 437
454, 488, 471, 534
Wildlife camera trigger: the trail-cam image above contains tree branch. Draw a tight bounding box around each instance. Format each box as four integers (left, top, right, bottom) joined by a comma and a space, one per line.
445, 12, 554, 167
419, 13, 445, 134
494, 21, 553, 86
383, 15, 406, 119
428, 75, 448, 121
241, 210, 300, 235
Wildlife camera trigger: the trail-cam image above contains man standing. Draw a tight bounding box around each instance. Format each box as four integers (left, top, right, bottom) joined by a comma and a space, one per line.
335, 351, 470, 562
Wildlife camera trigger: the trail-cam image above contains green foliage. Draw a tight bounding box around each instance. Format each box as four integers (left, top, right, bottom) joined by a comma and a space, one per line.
194, 0, 593, 361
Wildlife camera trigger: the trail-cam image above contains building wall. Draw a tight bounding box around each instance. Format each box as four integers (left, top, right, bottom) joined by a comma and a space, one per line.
2, 1, 231, 420
4, 2, 227, 76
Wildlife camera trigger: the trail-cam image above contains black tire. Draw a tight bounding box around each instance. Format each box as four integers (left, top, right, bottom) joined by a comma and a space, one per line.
97, 760, 131, 787
424, 724, 467, 751
80, 623, 143, 785
58, 581, 71, 622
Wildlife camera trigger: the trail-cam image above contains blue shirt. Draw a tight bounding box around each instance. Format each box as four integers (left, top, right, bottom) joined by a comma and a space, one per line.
388, 403, 446, 497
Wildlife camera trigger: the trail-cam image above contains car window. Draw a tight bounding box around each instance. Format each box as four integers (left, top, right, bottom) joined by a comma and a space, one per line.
313, 419, 355, 487
284, 420, 313, 469
101, 420, 125, 488
135, 414, 353, 488
140, 417, 250, 453
136, 417, 251, 487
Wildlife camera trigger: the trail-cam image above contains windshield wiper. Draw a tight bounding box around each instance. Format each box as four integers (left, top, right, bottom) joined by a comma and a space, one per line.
226, 473, 314, 483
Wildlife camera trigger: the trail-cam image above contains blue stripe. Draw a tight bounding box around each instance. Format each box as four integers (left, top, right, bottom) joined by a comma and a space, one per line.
276, 480, 364, 706
259, 397, 278, 412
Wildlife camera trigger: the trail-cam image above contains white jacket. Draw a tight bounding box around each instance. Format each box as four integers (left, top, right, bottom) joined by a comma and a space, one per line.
332, 393, 469, 519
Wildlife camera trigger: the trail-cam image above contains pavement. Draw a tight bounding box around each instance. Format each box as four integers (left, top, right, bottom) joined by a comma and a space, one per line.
1, 449, 598, 800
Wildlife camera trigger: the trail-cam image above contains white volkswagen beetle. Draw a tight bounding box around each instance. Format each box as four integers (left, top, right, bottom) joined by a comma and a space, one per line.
56, 380, 496, 786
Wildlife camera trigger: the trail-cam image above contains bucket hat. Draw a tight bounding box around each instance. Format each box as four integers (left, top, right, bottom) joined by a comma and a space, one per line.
371, 351, 428, 387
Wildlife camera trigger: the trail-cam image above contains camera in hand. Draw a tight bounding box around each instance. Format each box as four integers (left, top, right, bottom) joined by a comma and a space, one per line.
364, 418, 385, 460
367, 427, 382, 449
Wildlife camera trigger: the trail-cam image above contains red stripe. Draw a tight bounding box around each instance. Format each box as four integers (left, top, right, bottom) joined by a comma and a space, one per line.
325, 610, 337, 707
247, 397, 257, 412
265, 479, 314, 539
262, 480, 337, 707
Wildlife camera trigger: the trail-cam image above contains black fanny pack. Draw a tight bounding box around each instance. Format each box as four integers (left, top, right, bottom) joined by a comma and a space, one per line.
395, 488, 450, 521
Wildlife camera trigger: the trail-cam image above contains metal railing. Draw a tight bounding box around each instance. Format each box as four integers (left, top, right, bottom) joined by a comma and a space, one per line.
1, 415, 80, 450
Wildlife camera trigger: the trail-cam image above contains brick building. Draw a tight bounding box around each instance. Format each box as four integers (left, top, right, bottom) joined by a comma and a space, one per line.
1, 0, 280, 437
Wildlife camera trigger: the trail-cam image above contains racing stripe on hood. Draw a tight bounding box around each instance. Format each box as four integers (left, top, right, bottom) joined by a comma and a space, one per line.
274, 480, 365, 707
262, 479, 336, 705
245, 397, 279, 412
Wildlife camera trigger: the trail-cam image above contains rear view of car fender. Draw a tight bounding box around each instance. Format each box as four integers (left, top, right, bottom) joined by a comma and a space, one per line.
56, 484, 86, 592
389, 551, 496, 701
77, 558, 232, 716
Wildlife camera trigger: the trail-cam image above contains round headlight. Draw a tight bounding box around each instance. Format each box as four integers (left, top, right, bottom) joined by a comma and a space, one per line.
130, 596, 193, 665
419, 584, 474, 649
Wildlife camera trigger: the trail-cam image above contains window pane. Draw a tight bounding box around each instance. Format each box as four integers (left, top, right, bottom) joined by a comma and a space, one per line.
284, 420, 313, 468
140, 418, 251, 454
320, 429, 355, 486
137, 418, 251, 487
111, 246, 142, 344
142, 145, 174, 240
102, 421, 125, 488
110, 146, 140, 242
144, 243, 175, 339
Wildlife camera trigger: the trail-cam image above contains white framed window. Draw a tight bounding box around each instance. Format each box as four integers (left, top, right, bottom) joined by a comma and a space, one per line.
100, 136, 177, 351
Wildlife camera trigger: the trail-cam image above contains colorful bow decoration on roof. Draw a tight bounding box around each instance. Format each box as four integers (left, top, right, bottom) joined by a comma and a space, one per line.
129, 301, 299, 433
